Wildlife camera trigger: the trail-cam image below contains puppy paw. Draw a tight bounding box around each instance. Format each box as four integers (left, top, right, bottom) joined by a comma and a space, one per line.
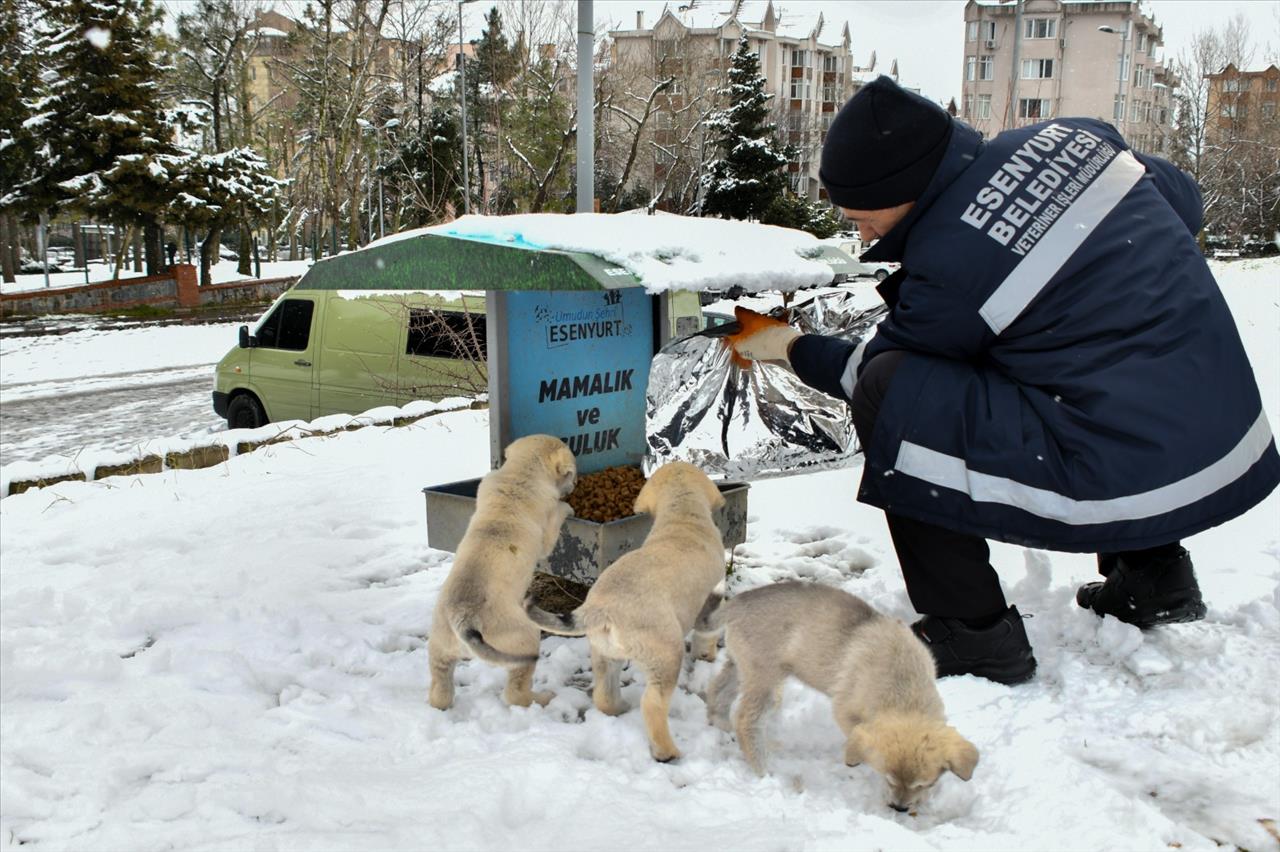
651, 746, 682, 763
532, 690, 555, 707
596, 700, 631, 716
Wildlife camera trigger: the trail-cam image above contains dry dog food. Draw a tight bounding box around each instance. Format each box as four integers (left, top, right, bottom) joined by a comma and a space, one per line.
566, 465, 647, 523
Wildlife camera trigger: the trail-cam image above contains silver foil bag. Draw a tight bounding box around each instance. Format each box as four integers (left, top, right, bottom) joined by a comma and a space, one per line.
645, 291, 888, 479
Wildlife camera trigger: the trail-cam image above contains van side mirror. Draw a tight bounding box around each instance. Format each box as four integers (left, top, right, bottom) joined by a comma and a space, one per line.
238, 325, 256, 348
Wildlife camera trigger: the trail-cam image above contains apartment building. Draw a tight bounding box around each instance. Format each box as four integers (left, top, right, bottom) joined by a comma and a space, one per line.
610, 1, 891, 202
1206, 63, 1280, 141
960, 0, 1176, 154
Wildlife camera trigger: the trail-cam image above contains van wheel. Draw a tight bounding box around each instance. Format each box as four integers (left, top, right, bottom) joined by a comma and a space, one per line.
874, 269, 889, 282
226, 394, 267, 429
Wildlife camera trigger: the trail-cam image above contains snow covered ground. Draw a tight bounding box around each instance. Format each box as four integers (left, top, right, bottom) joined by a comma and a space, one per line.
0, 260, 1277, 850
1, 258, 311, 294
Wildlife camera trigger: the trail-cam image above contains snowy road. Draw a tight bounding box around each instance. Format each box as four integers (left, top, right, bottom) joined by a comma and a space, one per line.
0, 321, 242, 465
0, 371, 221, 463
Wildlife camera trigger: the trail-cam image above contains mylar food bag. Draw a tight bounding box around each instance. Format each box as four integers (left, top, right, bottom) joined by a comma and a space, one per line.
645, 290, 887, 479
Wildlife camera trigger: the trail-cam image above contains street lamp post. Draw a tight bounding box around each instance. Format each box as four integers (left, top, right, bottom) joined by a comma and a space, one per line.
1099, 23, 1130, 130
458, 0, 479, 215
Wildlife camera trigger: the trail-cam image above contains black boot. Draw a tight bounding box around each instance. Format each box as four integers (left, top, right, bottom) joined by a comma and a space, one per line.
1076, 546, 1206, 628
910, 606, 1037, 685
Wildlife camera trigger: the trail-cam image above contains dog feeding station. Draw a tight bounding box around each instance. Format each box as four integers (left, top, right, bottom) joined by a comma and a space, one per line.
307, 213, 859, 584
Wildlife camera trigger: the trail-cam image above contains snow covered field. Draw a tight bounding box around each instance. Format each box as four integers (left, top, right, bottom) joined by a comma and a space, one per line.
0, 260, 1277, 850
1, 258, 311, 294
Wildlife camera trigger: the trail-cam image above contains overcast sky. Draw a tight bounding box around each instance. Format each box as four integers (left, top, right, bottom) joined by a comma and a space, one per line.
578, 0, 1280, 104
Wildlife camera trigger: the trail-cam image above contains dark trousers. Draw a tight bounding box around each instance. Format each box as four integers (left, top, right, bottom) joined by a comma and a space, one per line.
850, 351, 1180, 621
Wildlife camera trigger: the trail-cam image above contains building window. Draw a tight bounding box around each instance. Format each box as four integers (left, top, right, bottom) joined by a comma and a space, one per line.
668, 78, 683, 96
1021, 58, 1054, 79
1262, 101, 1276, 118
1117, 53, 1131, 81
966, 21, 978, 42
1265, 78, 1278, 92
962, 94, 973, 117
823, 82, 838, 102
1136, 32, 1147, 53
978, 55, 994, 80
789, 78, 811, 99
980, 20, 996, 42
965, 55, 976, 81
1113, 94, 1126, 121
1129, 100, 1140, 122
823, 54, 839, 72
1024, 18, 1057, 39
790, 49, 809, 67
977, 94, 992, 119
1018, 98, 1051, 120
1133, 64, 1144, 88
1223, 77, 1246, 92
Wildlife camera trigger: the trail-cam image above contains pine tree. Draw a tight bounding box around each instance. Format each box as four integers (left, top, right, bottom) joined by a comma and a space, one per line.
700, 35, 793, 220
21, 0, 177, 274
761, 193, 843, 239
168, 145, 283, 286
381, 105, 464, 227
0, 0, 38, 282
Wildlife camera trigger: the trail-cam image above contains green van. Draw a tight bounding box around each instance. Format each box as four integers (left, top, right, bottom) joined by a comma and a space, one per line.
213, 289, 493, 429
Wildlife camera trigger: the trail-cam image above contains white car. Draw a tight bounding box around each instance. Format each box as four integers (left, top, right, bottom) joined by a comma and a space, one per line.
823, 238, 899, 283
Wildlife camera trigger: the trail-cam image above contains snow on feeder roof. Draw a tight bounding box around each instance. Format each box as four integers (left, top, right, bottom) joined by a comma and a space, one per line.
296, 213, 854, 294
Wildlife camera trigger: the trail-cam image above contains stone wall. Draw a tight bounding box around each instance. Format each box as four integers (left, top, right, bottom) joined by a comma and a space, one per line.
0, 265, 297, 317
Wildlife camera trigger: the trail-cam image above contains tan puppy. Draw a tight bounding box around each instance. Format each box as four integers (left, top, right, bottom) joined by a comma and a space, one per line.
699, 581, 978, 811
428, 434, 576, 710
526, 461, 727, 761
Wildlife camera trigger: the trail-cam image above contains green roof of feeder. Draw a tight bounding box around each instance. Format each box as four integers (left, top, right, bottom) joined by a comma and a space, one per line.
296, 232, 643, 292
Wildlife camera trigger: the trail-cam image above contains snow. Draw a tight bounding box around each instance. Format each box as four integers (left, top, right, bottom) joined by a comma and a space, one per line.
0, 260, 1278, 850
359, 213, 837, 294
83, 26, 111, 49
1, 258, 313, 294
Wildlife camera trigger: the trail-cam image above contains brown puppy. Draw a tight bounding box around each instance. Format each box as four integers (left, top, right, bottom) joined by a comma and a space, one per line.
526, 461, 727, 761
428, 434, 576, 710
699, 581, 978, 811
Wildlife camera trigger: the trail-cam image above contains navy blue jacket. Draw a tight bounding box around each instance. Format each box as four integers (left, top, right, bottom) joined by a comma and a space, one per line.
791, 117, 1279, 552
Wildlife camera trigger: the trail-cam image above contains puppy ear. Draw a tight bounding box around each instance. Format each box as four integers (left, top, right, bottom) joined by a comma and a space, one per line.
554, 449, 577, 493
944, 729, 979, 781
702, 475, 726, 510
633, 478, 656, 515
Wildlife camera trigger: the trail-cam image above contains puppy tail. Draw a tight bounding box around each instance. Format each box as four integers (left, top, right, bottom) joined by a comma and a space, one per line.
457, 623, 540, 666
525, 601, 588, 637
694, 582, 728, 633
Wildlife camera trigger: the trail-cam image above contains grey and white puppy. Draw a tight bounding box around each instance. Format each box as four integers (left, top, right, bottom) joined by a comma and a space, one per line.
698, 581, 978, 812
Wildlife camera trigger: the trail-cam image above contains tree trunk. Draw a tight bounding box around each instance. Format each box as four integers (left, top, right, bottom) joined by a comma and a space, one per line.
144, 222, 163, 276
0, 214, 15, 283
114, 224, 133, 279
200, 227, 219, 287
72, 222, 85, 268
237, 225, 251, 276
132, 230, 143, 272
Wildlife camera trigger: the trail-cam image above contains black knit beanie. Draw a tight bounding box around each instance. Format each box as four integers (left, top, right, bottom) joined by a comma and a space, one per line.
819, 76, 952, 210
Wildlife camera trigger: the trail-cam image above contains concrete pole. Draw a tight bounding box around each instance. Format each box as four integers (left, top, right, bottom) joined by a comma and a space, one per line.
458, 0, 471, 215
576, 0, 593, 213
1007, 0, 1023, 129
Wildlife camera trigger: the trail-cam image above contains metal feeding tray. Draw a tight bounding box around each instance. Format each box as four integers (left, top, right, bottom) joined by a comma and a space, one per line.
423, 478, 749, 585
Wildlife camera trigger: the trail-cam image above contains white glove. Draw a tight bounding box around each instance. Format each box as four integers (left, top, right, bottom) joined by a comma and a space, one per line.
725, 307, 800, 367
